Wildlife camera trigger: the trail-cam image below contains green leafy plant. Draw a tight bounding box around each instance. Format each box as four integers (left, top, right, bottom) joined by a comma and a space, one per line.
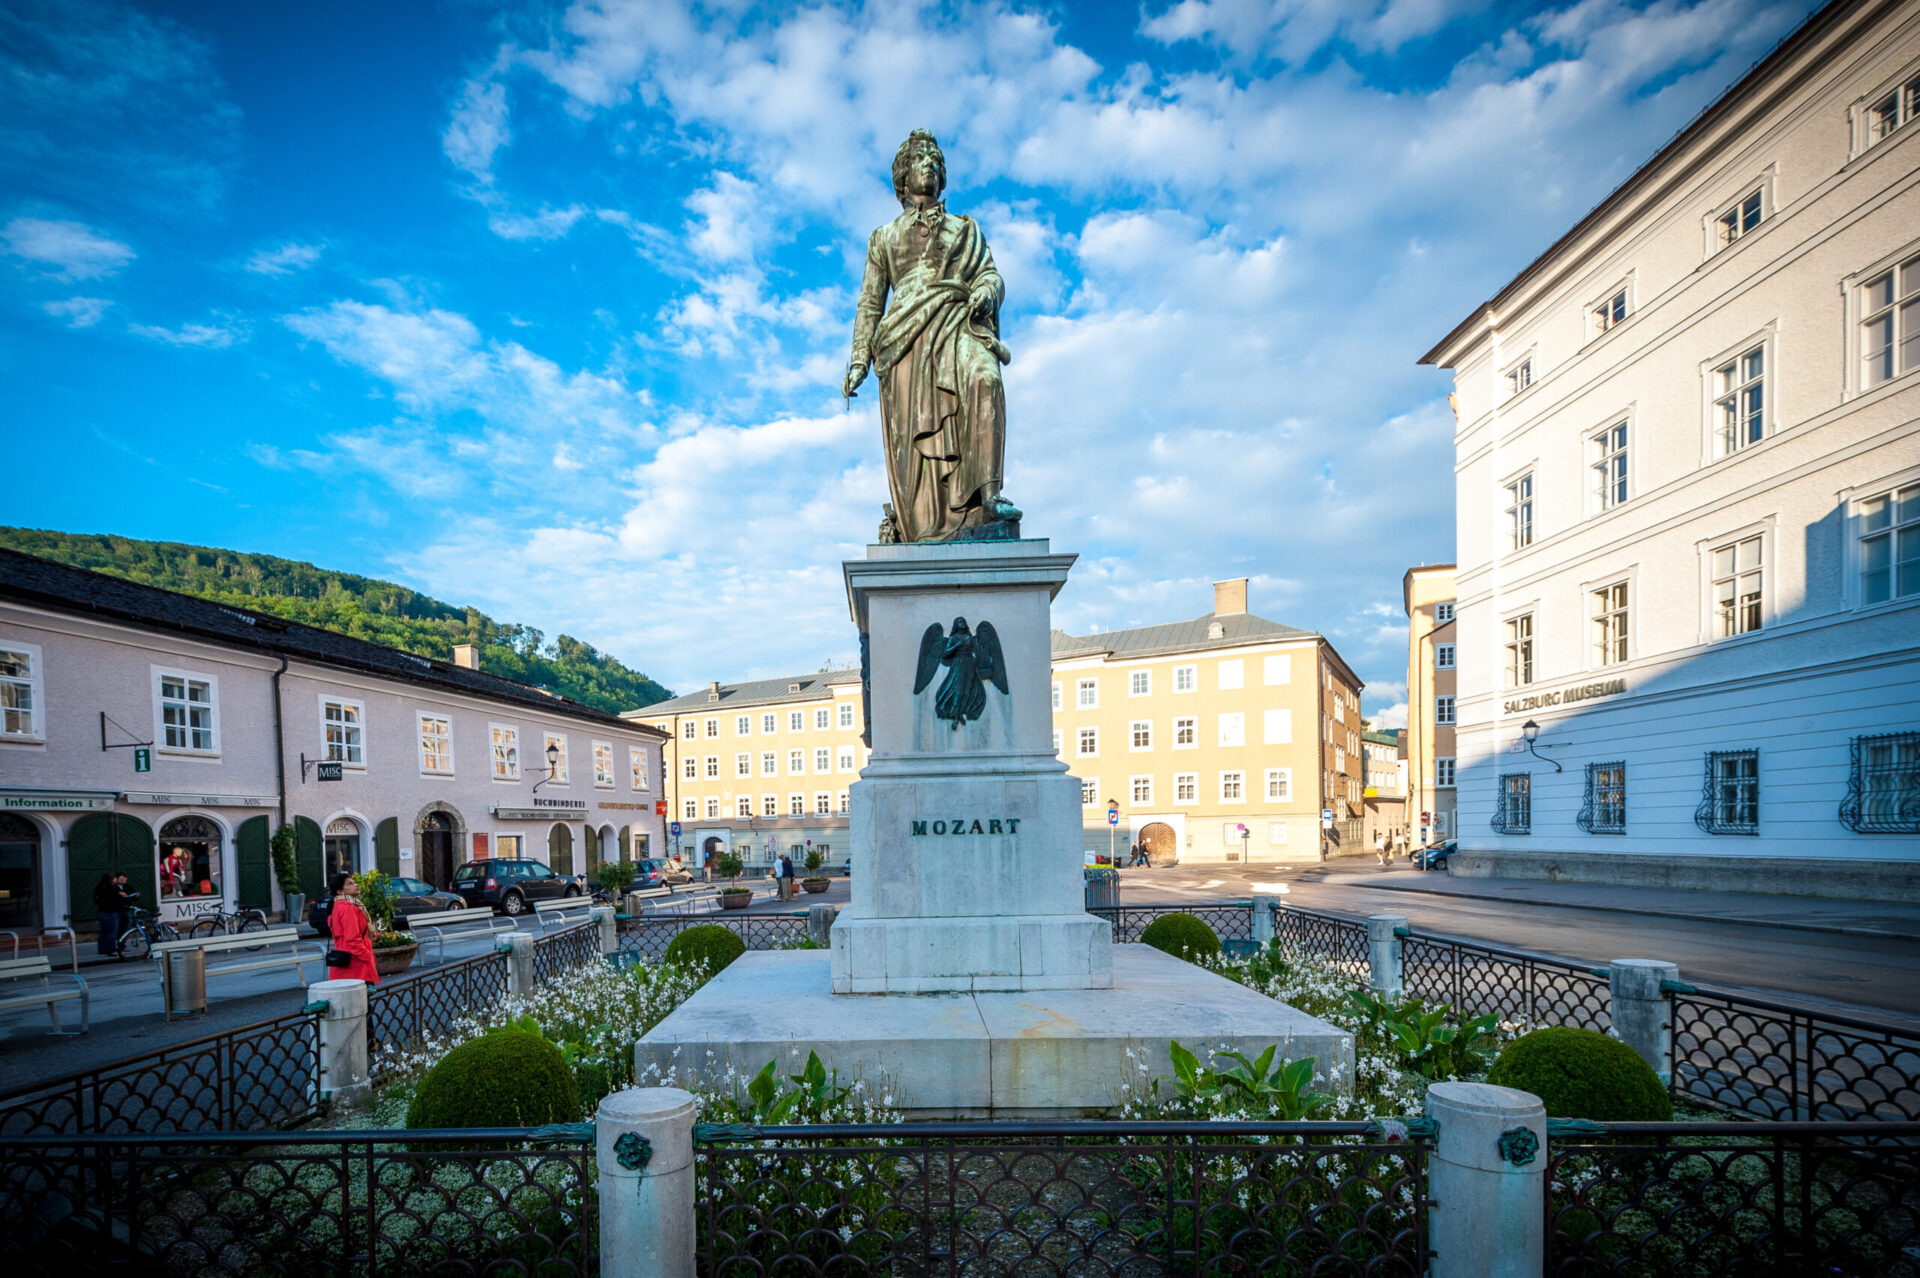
1169, 1040, 1331, 1119
714, 852, 745, 885
351, 869, 398, 933
804, 848, 825, 873
740, 1051, 851, 1124
594, 861, 631, 895
406, 1026, 581, 1131
663, 923, 747, 974
1139, 912, 1222, 963
1345, 990, 1500, 1080
1488, 1026, 1672, 1121
270, 823, 301, 896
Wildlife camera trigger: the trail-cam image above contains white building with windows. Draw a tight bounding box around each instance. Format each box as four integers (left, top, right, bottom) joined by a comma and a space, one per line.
1420, 0, 1920, 898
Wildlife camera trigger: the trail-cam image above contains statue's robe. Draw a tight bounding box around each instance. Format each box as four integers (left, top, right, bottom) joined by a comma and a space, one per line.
850, 203, 1009, 543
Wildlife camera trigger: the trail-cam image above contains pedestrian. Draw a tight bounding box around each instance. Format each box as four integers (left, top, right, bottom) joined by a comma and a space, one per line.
779, 853, 796, 901
1376, 832, 1391, 865
1139, 840, 1152, 868
323, 871, 380, 985
92, 872, 124, 957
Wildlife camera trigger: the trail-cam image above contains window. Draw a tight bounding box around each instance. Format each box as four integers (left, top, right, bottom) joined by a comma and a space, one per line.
1582, 581, 1630, 667
838, 746, 855, 771
736, 715, 751, 735
762, 713, 776, 733
790, 793, 805, 815
1078, 727, 1099, 757
1173, 665, 1196, 693
789, 749, 804, 773
1504, 615, 1534, 687
1593, 288, 1627, 333
683, 756, 697, 780
1268, 822, 1288, 845
491, 725, 520, 780
815, 793, 831, 815
706, 797, 720, 819
1220, 772, 1244, 802
1435, 643, 1455, 669
594, 741, 615, 788
1130, 670, 1150, 697
1861, 254, 1920, 390
705, 755, 720, 779
629, 747, 650, 790
1696, 750, 1759, 835
683, 798, 697, 820
1218, 713, 1244, 748
1505, 356, 1534, 396
0, 645, 39, 739
322, 698, 364, 766
1335, 746, 1346, 771
543, 734, 569, 784
736, 796, 752, 818
1218, 659, 1244, 690
760, 751, 776, 775
1175, 773, 1197, 803
1263, 709, 1292, 744
1131, 775, 1153, 804
789, 710, 804, 732
1713, 345, 1766, 455
1716, 188, 1763, 249
1052, 729, 1062, 755
838, 792, 850, 814
1840, 731, 1920, 833
1865, 72, 1920, 147
705, 718, 718, 738
1263, 654, 1290, 684
1051, 682, 1062, 711
1436, 757, 1456, 787
811, 747, 828, 772
1712, 535, 1764, 638
815, 708, 830, 730
839, 702, 854, 729
1591, 420, 1629, 511
759, 794, 775, 816
1077, 678, 1098, 709
1506, 474, 1534, 549
419, 715, 453, 774
682, 721, 696, 740
736, 753, 751, 778
1435, 602, 1455, 624
1174, 717, 1197, 748
1130, 720, 1152, 751
1265, 768, 1291, 801
1081, 778, 1098, 806
158, 671, 217, 753
1436, 696, 1455, 725
1860, 482, 1920, 605
1579, 762, 1626, 834
1491, 773, 1531, 835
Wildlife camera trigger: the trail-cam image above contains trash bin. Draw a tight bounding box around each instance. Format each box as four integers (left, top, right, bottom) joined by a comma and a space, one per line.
1083, 867, 1120, 910
165, 947, 207, 1018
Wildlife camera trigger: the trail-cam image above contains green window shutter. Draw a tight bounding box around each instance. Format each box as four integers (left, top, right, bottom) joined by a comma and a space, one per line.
549, 824, 573, 876
582, 824, 599, 874
235, 816, 272, 910
374, 817, 400, 878
618, 826, 630, 864
295, 816, 325, 898
67, 814, 156, 925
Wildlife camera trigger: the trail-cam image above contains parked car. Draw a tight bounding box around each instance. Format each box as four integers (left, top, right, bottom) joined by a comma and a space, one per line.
450, 859, 583, 916
625, 858, 692, 891
1415, 839, 1458, 871
307, 876, 464, 936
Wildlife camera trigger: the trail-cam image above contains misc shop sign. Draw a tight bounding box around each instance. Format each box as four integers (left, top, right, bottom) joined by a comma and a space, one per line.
1502, 676, 1627, 716
912, 817, 1022, 837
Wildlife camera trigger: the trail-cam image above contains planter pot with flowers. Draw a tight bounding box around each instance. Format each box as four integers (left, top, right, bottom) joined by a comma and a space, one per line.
714, 852, 750, 910
801, 848, 831, 894
373, 932, 419, 976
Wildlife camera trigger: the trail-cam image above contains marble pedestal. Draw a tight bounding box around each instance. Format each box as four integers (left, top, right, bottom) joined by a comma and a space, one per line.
635, 947, 1354, 1117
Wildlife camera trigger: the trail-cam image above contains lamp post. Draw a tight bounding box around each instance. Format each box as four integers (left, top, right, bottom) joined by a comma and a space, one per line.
1521, 720, 1564, 773
532, 740, 563, 790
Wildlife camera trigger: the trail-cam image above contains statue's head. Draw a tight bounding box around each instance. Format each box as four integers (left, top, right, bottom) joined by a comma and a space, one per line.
950, 616, 970, 635
892, 129, 946, 205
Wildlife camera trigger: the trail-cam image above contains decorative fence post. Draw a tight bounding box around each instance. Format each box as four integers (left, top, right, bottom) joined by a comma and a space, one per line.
501, 932, 535, 998
308, 977, 370, 1108
594, 905, 618, 957
807, 903, 837, 948
1425, 1081, 1546, 1277
1366, 914, 1407, 999
598, 1086, 699, 1278
1251, 895, 1279, 949
1609, 958, 1679, 1085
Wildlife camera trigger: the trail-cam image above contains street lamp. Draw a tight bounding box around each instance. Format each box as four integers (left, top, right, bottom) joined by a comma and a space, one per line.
532, 740, 563, 790
1521, 720, 1564, 773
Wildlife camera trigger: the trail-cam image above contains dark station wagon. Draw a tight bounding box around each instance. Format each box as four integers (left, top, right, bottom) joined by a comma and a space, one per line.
450, 859, 583, 916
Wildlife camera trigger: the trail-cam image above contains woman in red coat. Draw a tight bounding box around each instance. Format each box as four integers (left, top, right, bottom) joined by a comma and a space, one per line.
326, 872, 381, 985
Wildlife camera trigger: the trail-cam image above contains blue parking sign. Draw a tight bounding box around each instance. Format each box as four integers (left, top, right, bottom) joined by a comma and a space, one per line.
669, 821, 682, 837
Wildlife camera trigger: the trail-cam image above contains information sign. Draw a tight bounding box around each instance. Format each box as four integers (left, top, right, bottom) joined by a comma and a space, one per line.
133, 747, 151, 773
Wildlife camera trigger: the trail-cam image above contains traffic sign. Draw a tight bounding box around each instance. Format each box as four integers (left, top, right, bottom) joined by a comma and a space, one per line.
133, 747, 151, 773
1321, 808, 1333, 821
669, 821, 682, 837
1108, 809, 1119, 825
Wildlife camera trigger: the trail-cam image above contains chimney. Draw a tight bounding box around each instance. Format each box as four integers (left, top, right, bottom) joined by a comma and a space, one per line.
452, 643, 480, 670
707, 680, 721, 703
1213, 578, 1248, 616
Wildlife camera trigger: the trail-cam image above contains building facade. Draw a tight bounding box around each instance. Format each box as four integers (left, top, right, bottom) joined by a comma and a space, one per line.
1361, 728, 1409, 851
0, 550, 667, 933
626, 670, 868, 872
1419, 0, 1920, 895
1403, 565, 1459, 846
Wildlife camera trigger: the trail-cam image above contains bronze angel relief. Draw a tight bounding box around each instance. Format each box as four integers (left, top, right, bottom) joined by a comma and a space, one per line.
913, 618, 1007, 728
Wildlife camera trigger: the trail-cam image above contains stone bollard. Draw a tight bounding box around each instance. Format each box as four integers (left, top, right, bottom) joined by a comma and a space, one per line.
1366, 914, 1407, 999
308, 978, 370, 1108
1609, 959, 1679, 1085
501, 932, 535, 998
598, 1087, 698, 1278
806, 903, 837, 948
1251, 894, 1280, 949
593, 905, 618, 956
1425, 1081, 1547, 1278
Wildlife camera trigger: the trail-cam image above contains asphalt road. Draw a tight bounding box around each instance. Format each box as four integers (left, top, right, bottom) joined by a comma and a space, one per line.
1119, 861, 1920, 1025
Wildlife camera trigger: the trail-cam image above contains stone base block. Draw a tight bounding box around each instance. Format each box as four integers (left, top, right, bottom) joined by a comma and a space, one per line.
829, 912, 1112, 992
635, 946, 1353, 1118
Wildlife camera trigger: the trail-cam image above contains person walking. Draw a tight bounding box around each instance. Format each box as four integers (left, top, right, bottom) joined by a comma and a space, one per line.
92, 873, 124, 957
779, 853, 796, 901
324, 871, 381, 984
1376, 832, 1391, 865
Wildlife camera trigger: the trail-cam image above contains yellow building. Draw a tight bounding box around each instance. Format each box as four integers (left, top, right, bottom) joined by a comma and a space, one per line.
1403, 564, 1458, 845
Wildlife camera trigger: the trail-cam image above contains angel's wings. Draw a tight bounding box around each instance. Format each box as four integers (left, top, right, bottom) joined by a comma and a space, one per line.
913, 621, 946, 694
974, 621, 1009, 695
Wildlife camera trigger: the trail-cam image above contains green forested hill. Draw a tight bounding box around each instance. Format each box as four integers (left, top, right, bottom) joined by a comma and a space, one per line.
0, 528, 673, 714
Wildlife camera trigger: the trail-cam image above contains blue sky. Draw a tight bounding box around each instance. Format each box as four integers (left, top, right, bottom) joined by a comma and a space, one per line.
2, 0, 1822, 721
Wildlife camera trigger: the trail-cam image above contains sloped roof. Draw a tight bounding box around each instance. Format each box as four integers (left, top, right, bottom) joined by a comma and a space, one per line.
632, 668, 862, 716
0, 547, 664, 736
1051, 610, 1318, 662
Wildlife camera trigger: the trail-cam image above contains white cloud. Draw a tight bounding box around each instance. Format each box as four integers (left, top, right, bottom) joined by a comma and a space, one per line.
1371, 702, 1409, 730
444, 76, 510, 182
42, 295, 111, 327
128, 318, 243, 348
245, 241, 323, 275
3, 216, 134, 279
487, 204, 587, 240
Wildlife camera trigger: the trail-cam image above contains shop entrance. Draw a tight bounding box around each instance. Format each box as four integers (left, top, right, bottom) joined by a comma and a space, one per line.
158, 815, 223, 921
1138, 822, 1176, 865
419, 812, 456, 890
0, 813, 42, 931
324, 818, 361, 881
67, 813, 156, 927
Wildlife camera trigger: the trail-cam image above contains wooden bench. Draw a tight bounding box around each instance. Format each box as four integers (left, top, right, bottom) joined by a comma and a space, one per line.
0, 956, 90, 1035
1, 927, 78, 972
409, 905, 517, 965
150, 928, 310, 1018
535, 896, 598, 929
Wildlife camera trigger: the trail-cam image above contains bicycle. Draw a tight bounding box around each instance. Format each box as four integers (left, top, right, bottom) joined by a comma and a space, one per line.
188, 905, 270, 948
116, 906, 182, 961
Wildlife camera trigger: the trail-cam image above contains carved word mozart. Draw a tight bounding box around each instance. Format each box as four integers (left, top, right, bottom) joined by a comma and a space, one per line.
911, 818, 1021, 836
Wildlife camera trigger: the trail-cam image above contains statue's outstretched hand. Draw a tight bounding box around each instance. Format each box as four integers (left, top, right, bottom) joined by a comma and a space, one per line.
842, 361, 868, 398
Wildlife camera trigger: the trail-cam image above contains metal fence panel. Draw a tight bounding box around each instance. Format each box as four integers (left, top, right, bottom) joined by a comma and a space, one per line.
533, 920, 603, 984
366, 950, 510, 1081
1672, 988, 1920, 1121
1401, 933, 1612, 1032
617, 912, 810, 962
1088, 902, 1256, 944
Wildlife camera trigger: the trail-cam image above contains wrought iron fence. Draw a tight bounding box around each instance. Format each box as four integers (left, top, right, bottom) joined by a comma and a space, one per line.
1671, 986, 1920, 1121
367, 950, 510, 1082
1272, 902, 1371, 974
1087, 902, 1256, 944
0, 1008, 320, 1138
696, 1119, 1429, 1276
1547, 1120, 1920, 1276
533, 920, 604, 984
1402, 932, 1612, 1033
617, 912, 810, 962
0, 1127, 596, 1276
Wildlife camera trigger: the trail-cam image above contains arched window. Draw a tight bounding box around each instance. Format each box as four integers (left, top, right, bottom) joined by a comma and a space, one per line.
159, 815, 222, 900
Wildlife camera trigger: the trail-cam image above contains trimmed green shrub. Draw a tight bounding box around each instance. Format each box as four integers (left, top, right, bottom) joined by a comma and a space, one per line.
1487, 1026, 1672, 1121
663, 923, 747, 975
407, 1027, 580, 1129
1139, 912, 1222, 963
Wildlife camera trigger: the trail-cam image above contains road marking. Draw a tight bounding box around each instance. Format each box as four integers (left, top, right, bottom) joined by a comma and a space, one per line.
1250, 882, 1291, 894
